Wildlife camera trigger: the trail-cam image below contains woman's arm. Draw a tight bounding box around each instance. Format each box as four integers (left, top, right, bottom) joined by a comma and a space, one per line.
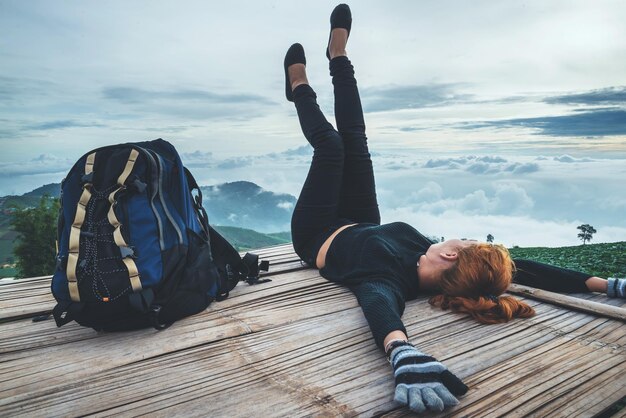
513, 259, 626, 297
513, 259, 596, 293
350, 280, 407, 350
350, 281, 468, 413
585, 276, 608, 293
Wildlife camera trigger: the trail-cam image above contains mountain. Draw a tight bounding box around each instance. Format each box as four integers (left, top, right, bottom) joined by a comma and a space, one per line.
0, 183, 61, 212
213, 226, 290, 252
22, 183, 62, 198
200, 181, 296, 233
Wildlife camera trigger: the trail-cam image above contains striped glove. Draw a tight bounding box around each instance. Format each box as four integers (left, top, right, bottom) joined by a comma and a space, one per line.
607, 277, 626, 298
389, 342, 468, 413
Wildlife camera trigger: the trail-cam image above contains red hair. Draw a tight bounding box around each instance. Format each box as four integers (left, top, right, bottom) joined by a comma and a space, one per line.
429, 243, 535, 323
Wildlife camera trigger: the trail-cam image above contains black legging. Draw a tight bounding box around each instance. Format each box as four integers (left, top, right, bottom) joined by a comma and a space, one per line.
291, 56, 380, 266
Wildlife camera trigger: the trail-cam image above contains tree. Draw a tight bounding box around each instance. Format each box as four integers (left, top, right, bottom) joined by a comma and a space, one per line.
577, 224, 597, 245
486, 234, 494, 243
11, 196, 59, 278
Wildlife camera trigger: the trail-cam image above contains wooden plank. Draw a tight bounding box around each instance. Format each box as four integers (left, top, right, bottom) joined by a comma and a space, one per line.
2, 242, 625, 417
0, 246, 305, 321
0, 269, 327, 354
381, 323, 625, 417
0, 273, 359, 392
508, 283, 626, 321
4, 300, 623, 417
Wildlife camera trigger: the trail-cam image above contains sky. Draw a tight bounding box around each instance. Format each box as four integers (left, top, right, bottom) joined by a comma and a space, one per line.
1, 0, 625, 247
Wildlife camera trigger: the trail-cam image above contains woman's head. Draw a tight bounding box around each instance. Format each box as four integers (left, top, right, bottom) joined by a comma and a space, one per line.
428, 242, 535, 323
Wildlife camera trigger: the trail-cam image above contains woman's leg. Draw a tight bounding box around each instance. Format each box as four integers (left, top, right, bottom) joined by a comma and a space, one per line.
289, 72, 346, 266
329, 31, 381, 225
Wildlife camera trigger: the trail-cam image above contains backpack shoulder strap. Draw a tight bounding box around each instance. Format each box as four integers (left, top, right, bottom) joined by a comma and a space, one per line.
66, 152, 96, 302
105, 148, 143, 293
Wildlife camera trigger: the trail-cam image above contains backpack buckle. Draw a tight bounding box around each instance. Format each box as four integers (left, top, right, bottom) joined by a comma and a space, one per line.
131, 176, 147, 194
55, 255, 67, 271
120, 246, 137, 259
150, 305, 172, 330
81, 172, 94, 184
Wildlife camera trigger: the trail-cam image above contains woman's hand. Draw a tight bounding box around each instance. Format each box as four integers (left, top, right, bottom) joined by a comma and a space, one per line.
389, 343, 468, 413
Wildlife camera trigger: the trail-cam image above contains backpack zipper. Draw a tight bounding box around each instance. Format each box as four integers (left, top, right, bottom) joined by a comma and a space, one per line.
152, 151, 184, 245
136, 147, 183, 246
135, 147, 166, 251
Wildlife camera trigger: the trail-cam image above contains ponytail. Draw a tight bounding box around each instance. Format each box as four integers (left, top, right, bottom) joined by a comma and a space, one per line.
429, 294, 535, 324
428, 243, 536, 323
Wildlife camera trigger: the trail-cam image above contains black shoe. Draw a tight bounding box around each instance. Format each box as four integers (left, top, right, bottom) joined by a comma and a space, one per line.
326, 4, 352, 60
284, 43, 306, 102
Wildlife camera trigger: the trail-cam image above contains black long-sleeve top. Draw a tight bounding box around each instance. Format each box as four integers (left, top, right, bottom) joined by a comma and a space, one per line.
319, 222, 592, 350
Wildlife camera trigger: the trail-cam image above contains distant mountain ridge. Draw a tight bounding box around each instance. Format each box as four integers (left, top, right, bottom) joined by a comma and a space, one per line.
0, 180, 295, 273
200, 181, 295, 233
22, 183, 62, 198
0, 180, 295, 233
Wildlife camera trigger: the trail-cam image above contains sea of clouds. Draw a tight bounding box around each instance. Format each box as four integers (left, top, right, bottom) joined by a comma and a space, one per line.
2, 145, 624, 248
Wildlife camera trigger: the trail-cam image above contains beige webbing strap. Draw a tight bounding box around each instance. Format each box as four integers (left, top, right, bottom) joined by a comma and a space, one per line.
106, 149, 143, 293
122, 258, 143, 292
116, 149, 139, 186
66, 152, 96, 302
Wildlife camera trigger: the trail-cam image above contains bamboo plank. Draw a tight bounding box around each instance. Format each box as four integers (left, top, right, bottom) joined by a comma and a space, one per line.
0, 250, 305, 322
2, 242, 625, 417
536, 364, 625, 417
3, 294, 620, 418
448, 344, 623, 417
0, 277, 359, 394
6, 304, 622, 418
0, 270, 328, 354
0, 311, 372, 416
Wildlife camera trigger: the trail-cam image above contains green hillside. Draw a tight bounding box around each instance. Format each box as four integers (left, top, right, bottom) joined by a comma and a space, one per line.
509, 241, 626, 278
213, 225, 291, 252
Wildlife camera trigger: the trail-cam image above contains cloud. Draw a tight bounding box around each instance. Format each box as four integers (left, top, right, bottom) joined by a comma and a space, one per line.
217, 157, 254, 169
0, 154, 73, 176
26, 120, 105, 131
180, 150, 214, 167
421, 155, 538, 175
277, 201, 294, 211
543, 86, 626, 105
361, 83, 473, 112
461, 109, 626, 137
382, 206, 626, 248
424, 156, 472, 169
267, 145, 311, 158
504, 162, 540, 174
491, 183, 534, 214
411, 181, 443, 203
553, 155, 593, 163
103, 87, 274, 106
0, 76, 56, 104
413, 183, 534, 216
102, 87, 277, 120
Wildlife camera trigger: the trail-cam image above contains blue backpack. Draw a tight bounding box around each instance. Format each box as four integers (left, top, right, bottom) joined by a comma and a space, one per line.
52, 139, 269, 331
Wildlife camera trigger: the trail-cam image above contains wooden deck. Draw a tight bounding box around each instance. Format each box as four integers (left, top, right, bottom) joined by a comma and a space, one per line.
1, 244, 625, 417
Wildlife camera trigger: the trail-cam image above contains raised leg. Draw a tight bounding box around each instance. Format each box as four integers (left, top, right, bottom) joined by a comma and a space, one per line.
289, 77, 345, 265
329, 35, 380, 225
